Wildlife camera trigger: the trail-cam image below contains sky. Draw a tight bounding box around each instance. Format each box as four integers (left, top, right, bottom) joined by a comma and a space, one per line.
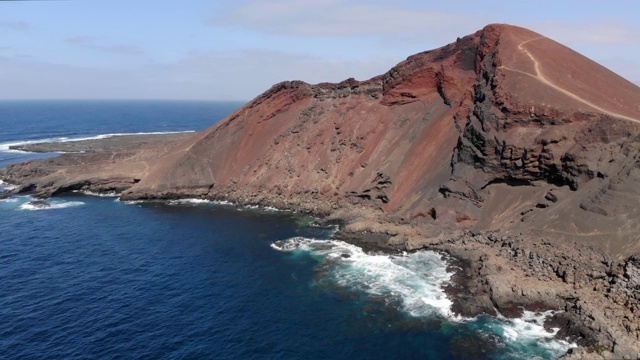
1, 0, 639, 101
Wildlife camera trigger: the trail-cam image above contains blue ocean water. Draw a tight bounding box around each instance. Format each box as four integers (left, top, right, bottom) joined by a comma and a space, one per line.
0, 101, 574, 359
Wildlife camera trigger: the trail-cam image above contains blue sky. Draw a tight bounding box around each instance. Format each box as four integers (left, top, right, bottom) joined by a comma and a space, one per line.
1, 0, 639, 100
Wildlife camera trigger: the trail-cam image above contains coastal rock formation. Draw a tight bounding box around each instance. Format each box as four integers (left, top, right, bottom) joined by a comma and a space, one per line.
3, 24, 640, 358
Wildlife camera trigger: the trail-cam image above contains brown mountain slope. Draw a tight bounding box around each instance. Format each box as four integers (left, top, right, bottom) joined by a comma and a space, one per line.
114, 24, 640, 259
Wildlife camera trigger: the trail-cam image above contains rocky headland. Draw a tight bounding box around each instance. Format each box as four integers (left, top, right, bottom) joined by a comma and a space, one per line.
2, 24, 640, 358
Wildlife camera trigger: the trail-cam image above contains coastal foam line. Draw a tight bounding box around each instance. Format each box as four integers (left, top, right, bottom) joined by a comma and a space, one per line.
271, 236, 576, 358
5, 195, 86, 211
0, 131, 196, 152
166, 198, 287, 212
19, 201, 85, 211
114, 198, 229, 206
0, 180, 17, 191
72, 190, 120, 198
272, 237, 454, 317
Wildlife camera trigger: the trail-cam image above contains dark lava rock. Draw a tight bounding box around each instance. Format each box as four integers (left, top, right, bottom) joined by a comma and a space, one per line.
545, 191, 558, 203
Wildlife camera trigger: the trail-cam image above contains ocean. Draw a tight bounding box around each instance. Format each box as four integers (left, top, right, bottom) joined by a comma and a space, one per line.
0, 100, 574, 359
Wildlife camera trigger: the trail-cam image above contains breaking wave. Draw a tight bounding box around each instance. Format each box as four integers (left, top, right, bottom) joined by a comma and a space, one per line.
242, 204, 286, 212
0, 131, 195, 153
165, 198, 287, 212
166, 198, 212, 205
272, 237, 453, 317
18, 199, 85, 211
272, 237, 576, 359
73, 190, 119, 197
0, 180, 17, 191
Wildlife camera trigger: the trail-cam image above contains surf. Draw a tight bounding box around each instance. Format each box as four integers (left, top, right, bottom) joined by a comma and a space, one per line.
272, 236, 576, 359
0, 131, 196, 153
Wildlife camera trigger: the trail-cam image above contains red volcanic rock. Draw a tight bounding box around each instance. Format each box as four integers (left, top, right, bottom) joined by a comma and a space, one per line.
116, 24, 640, 259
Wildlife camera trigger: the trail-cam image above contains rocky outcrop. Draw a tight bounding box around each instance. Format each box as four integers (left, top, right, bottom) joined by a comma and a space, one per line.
437, 232, 640, 359
3, 24, 640, 358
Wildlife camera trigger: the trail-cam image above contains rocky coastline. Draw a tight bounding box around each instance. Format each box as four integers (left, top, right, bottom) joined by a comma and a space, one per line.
331, 220, 640, 359
3, 163, 639, 358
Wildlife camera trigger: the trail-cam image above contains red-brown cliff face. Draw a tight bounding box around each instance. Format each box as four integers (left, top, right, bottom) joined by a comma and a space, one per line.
116, 24, 640, 259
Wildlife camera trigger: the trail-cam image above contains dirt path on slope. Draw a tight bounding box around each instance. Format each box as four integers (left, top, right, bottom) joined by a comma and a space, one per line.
501, 37, 640, 124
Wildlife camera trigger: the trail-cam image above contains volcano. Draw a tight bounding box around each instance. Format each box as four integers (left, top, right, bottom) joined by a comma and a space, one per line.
123, 24, 640, 259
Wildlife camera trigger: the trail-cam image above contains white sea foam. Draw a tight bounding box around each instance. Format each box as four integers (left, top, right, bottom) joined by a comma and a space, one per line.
0, 180, 17, 191
116, 199, 142, 205
499, 310, 558, 342
272, 237, 576, 357
165, 198, 248, 206
118, 198, 234, 206
167, 198, 211, 205
66, 131, 195, 142
0, 140, 40, 153
271, 237, 453, 317
72, 190, 119, 197
0, 137, 73, 152
79, 194, 283, 211
0, 131, 195, 153
18, 200, 85, 211
169, 198, 250, 206
494, 310, 577, 356
243, 204, 287, 212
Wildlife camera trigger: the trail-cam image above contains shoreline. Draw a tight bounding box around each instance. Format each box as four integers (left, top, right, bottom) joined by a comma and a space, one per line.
4, 132, 195, 153
2, 186, 583, 356
1, 137, 640, 359
0, 183, 625, 358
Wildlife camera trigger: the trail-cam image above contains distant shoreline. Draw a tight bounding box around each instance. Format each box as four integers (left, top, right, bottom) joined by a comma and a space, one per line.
8, 132, 195, 153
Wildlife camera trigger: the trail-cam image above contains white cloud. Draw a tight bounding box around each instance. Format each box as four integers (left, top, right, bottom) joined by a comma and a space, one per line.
528, 20, 640, 46
211, 2, 640, 51
66, 36, 144, 55
66, 36, 96, 46
0, 56, 141, 99
143, 48, 398, 99
0, 49, 398, 100
0, 21, 29, 31
522, 20, 640, 83
209, 0, 487, 43
5, 4, 640, 100
597, 57, 640, 85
